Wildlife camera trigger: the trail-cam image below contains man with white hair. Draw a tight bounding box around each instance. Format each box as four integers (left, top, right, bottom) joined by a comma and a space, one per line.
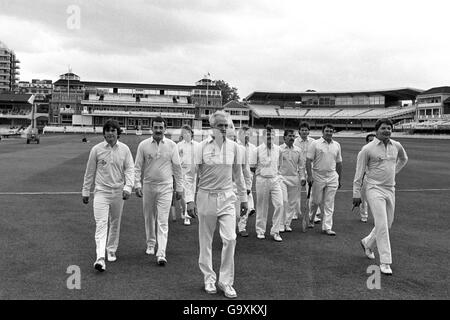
190, 111, 248, 299
250, 125, 284, 242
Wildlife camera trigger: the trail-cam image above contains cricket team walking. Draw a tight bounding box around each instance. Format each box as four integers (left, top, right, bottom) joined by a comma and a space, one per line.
82, 113, 408, 297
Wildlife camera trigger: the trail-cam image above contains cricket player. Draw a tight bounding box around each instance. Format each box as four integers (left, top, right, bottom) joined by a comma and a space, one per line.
294, 122, 322, 223
236, 125, 257, 237
190, 111, 247, 299
358, 133, 376, 223
250, 125, 284, 242
353, 119, 408, 275
177, 125, 199, 226
306, 124, 342, 236
279, 129, 306, 232
134, 116, 183, 266
82, 119, 135, 272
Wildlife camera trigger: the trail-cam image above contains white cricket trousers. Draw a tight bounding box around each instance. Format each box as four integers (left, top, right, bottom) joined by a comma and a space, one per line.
363, 185, 395, 264
237, 172, 254, 232
143, 183, 173, 258
305, 182, 322, 219
310, 172, 339, 231
255, 176, 283, 236
197, 189, 237, 286
93, 189, 124, 260
280, 176, 300, 227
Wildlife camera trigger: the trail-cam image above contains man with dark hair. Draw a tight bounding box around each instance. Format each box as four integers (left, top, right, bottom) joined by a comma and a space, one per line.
357, 133, 376, 222
82, 119, 135, 272
250, 125, 284, 242
177, 124, 199, 226
279, 129, 305, 232
353, 118, 408, 275
306, 124, 342, 236
134, 116, 183, 266
294, 122, 322, 224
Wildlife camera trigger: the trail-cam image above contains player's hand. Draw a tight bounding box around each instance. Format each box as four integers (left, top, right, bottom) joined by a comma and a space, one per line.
123, 190, 131, 200
135, 187, 143, 198
338, 181, 342, 189
186, 201, 197, 219
352, 198, 362, 211
240, 202, 248, 217
175, 191, 183, 201
247, 189, 251, 195
82, 196, 89, 204
307, 176, 313, 185
301, 179, 306, 186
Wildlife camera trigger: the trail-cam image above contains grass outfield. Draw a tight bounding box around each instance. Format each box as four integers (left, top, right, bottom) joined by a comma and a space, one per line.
0, 134, 449, 300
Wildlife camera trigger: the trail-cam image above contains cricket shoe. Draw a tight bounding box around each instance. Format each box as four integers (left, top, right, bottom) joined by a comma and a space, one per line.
380, 264, 393, 275
94, 258, 106, 272
217, 282, 237, 299
360, 240, 375, 260
205, 283, 217, 294
272, 233, 283, 242
107, 251, 117, 262
157, 256, 167, 266
146, 246, 155, 255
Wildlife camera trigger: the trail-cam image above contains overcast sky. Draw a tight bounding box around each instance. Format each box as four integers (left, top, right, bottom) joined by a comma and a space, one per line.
0, 0, 449, 98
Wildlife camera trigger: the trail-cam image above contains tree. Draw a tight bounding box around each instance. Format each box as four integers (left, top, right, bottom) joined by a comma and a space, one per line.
215, 80, 240, 105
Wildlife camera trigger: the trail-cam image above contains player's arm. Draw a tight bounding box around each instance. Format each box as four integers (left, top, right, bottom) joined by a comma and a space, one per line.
134, 143, 144, 198
395, 143, 408, 174
306, 142, 315, 184
122, 146, 135, 200
171, 144, 184, 200
82, 147, 97, 204
298, 151, 306, 185
233, 145, 248, 216
353, 149, 368, 207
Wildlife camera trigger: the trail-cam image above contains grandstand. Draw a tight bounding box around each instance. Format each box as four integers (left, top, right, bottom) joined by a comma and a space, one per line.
245, 88, 422, 130
49, 72, 223, 130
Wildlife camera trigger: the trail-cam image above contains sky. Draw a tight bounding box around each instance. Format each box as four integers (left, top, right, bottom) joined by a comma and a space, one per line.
0, 0, 449, 99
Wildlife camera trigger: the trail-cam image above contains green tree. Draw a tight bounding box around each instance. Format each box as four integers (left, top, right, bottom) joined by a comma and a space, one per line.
215, 80, 240, 105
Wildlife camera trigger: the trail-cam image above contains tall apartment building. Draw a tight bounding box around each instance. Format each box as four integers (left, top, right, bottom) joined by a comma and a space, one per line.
0, 41, 20, 93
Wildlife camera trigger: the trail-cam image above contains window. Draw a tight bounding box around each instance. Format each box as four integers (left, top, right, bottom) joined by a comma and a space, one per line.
113, 88, 118, 94
160, 90, 165, 95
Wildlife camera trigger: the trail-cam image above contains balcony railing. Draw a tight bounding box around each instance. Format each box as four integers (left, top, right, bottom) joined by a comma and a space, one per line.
83, 109, 195, 119
59, 108, 76, 114
81, 99, 195, 108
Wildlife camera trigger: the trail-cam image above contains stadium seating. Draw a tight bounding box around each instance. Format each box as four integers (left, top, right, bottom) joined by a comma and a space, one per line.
250, 105, 280, 118
278, 109, 309, 118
